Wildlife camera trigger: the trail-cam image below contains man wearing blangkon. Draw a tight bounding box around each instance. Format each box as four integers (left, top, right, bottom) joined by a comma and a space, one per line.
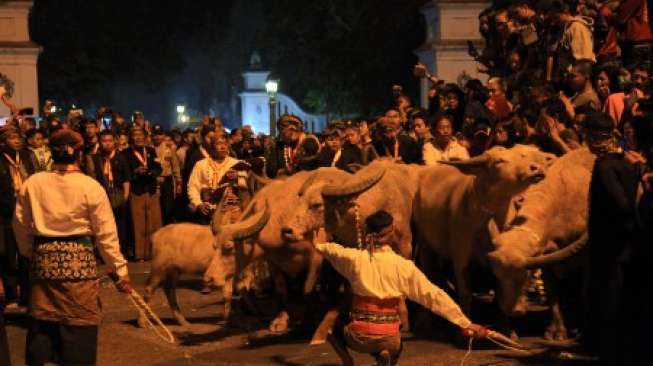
314, 210, 486, 366
13, 129, 131, 366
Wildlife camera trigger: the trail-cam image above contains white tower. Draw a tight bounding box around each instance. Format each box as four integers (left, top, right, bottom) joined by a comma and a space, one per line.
414, 0, 490, 108
0, 0, 40, 117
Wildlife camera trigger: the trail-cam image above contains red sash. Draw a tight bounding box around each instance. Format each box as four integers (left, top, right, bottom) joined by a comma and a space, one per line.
349, 295, 400, 336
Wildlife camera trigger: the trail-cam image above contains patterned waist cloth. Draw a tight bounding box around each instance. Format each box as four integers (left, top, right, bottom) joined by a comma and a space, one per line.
31, 235, 101, 325
348, 295, 401, 336
33, 236, 96, 281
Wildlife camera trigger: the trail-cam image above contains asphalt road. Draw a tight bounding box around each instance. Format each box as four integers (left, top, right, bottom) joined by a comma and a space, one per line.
4, 263, 587, 365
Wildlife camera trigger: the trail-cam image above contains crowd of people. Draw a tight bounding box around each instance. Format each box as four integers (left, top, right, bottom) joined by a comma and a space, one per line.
1, 0, 653, 364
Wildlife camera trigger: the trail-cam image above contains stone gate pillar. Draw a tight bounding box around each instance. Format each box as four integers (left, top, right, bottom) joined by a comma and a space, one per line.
414, 0, 490, 108
0, 0, 40, 117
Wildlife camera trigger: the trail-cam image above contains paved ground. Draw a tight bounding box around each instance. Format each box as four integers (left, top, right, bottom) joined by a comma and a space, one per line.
4, 263, 589, 365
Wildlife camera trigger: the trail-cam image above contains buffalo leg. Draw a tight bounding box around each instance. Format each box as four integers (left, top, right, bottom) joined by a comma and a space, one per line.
138, 272, 163, 328
269, 264, 290, 333
163, 269, 190, 326
454, 263, 472, 316
542, 269, 567, 341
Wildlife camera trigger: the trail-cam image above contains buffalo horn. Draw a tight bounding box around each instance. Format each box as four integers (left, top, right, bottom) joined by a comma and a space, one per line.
321, 167, 385, 197
250, 173, 274, 186
487, 218, 500, 245
523, 232, 588, 269
298, 171, 319, 197
438, 154, 490, 167
232, 201, 271, 241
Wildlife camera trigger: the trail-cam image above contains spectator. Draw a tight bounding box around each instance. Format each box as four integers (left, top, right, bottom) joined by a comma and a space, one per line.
117, 131, 129, 152
486, 77, 513, 120
593, 64, 621, 103
552, 0, 596, 78
265, 114, 320, 177
188, 134, 241, 224
568, 60, 601, 111
317, 127, 362, 172
423, 114, 469, 165
373, 114, 421, 164
0, 125, 34, 310
25, 128, 51, 172
153, 127, 181, 226
343, 119, 377, 166
536, 97, 574, 155
111, 112, 129, 135
125, 128, 161, 261
90, 130, 132, 258
176, 128, 195, 167
584, 112, 642, 364
132, 111, 151, 135
442, 84, 466, 132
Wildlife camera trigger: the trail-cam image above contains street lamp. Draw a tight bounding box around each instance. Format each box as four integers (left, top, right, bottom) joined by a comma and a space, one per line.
265, 79, 278, 136
176, 105, 185, 124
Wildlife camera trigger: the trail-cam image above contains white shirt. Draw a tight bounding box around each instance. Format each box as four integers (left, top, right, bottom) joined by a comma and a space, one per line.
12, 171, 128, 277
315, 243, 472, 328
187, 156, 240, 209
423, 138, 470, 165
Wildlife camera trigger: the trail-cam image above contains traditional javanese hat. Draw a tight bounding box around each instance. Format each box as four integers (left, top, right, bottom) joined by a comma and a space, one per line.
49, 129, 84, 151
277, 114, 304, 131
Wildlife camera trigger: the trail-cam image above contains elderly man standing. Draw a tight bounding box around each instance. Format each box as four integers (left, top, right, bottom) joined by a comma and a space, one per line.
13, 129, 130, 366
188, 134, 242, 224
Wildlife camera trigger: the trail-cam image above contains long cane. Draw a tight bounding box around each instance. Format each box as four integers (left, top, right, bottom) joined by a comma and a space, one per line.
107, 271, 176, 344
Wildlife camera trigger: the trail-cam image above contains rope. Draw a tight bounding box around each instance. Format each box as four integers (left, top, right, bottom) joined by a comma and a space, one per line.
486, 336, 534, 354
460, 337, 473, 366
125, 289, 176, 344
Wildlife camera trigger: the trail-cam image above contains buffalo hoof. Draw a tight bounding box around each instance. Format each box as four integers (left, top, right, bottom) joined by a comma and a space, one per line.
544, 324, 568, 341
269, 311, 290, 333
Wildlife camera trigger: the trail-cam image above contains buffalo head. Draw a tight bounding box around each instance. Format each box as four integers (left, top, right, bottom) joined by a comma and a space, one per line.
203, 202, 270, 289
487, 217, 588, 315
280, 168, 353, 242
439, 145, 554, 200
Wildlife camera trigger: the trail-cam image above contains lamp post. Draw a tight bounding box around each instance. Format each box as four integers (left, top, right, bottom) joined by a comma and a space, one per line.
176, 105, 185, 124
265, 79, 278, 136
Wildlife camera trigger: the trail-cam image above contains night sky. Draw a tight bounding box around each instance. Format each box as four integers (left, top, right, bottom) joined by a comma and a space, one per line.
29, 0, 426, 128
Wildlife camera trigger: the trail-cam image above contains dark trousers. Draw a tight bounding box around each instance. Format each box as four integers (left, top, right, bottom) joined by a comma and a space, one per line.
26, 319, 98, 366
0, 311, 10, 366
0, 222, 29, 305
113, 205, 131, 259
159, 176, 175, 225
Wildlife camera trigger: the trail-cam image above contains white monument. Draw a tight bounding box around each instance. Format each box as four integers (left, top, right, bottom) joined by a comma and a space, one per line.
415, 0, 490, 108
239, 52, 326, 134
0, 0, 40, 117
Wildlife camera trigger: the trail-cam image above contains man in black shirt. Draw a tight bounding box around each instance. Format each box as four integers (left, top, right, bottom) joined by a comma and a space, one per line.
0, 125, 34, 309
265, 114, 320, 177
91, 130, 132, 258
316, 127, 362, 172
372, 114, 421, 164
584, 112, 643, 364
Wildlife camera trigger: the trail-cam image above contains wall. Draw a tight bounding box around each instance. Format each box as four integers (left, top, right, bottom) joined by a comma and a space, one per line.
414, 0, 490, 108
0, 0, 40, 117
